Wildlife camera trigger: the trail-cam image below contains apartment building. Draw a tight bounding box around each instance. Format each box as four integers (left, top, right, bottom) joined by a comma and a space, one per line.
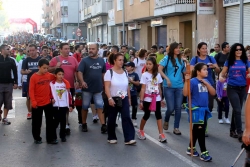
81, 0, 117, 44
41, 0, 87, 39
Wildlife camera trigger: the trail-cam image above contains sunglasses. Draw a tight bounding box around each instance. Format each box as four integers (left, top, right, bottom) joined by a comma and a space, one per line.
236, 49, 242, 51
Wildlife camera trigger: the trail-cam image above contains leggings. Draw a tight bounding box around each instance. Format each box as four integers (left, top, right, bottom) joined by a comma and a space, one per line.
189, 123, 207, 153
143, 101, 162, 121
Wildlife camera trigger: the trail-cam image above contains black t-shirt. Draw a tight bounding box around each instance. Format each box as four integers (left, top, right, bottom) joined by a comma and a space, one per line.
214, 52, 229, 68
22, 56, 42, 84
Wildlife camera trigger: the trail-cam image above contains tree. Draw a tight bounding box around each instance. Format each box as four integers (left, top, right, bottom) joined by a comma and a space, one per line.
0, 10, 9, 30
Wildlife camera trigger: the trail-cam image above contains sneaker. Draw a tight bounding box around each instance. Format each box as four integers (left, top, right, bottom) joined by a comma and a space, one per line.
163, 122, 169, 130
132, 119, 137, 127
238, 132, 243, 142
47, 140, 58, 144
61, 138, 67, 142
82, 123, 88, 132
2, 118, 11, 125
66, 128, 70, 135
101, 124, 107, 134
186, 147, 199, 157
218, 119, 223, 124
79, 123, 82, 127
125, 140, 136, 145
0, 110, 2, 121
173, 128, 182, 135
34, 140, 42, 144
200, 151, 212, 162
137, 130, 146, 140
27, 112, 32, 120
224, 117, 231, 124
107, 140, 117, 144
159, 133, 167, 143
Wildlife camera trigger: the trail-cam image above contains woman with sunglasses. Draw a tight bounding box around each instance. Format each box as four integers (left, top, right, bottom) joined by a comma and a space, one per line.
158, 42, 187, 135
220, 43, 250, 142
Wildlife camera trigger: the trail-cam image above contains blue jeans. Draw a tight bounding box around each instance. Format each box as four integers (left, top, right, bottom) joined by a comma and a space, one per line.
163, 87, 183, 129
107, 97, 135, 142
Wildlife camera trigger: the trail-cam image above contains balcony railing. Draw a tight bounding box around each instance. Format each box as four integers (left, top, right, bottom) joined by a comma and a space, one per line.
155, 0, 196, 8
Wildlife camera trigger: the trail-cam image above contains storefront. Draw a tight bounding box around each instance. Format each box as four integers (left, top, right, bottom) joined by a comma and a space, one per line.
151, 18, 167, 47
224, 2, 250, 45
89, 16, 108, 43
128, 23, 141, 50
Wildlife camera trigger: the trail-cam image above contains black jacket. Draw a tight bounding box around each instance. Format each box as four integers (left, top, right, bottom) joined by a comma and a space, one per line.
0, 55, 18, 84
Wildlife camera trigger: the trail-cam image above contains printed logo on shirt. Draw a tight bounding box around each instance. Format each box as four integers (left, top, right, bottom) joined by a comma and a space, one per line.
28, 62, 39, 69
37, 79, 50, 85
56, 89, 65, 99
61, 60, 72, 65
198, 83, 208, 93
90, 63, 102, 69
140, 63, 145, 67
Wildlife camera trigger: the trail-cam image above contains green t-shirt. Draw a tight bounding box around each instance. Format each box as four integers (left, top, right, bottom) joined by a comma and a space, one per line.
156, 52, 164, 64
125, 53, 130, 61
209, 51, 217, 57
16, 54, 25, 62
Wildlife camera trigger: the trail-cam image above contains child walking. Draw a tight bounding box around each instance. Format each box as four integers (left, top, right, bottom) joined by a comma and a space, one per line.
125, 62, 140, 127
29, 59, 70, 144
75, 85, 83, 127
183, 63, 216, 162
50, 68, 73, 142
137, 57, 167, 143
216, 77, 230, 124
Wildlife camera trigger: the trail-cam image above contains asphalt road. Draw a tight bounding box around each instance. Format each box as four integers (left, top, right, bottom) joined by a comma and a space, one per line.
0, 90, 246, 167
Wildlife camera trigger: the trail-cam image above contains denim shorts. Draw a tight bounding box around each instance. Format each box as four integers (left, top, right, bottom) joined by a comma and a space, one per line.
82, 91, 104, 110
22, 82, 28, 97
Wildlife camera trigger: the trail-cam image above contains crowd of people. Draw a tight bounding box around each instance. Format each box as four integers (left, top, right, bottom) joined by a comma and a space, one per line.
1, 35, 250, 164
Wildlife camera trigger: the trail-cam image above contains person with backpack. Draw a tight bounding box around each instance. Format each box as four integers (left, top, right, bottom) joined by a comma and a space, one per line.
159, 42, 187, 135
220, 43, 250, 142
190, 42, 220, 113
133, 49, 147, 79
104, 53, 136, 145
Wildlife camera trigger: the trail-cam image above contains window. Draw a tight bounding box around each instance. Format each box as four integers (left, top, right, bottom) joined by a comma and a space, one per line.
129, 0, 133, 5
117, 0, 123, 11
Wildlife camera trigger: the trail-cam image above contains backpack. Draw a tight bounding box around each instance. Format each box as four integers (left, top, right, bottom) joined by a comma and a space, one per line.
109, 69, 128, 79
163, 56, 185, 75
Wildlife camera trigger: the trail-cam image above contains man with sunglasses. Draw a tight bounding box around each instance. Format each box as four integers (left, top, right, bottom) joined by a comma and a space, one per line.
0, 44, 18, 125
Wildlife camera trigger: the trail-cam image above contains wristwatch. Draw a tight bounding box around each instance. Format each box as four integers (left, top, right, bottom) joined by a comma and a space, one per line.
108, 97, 112, 101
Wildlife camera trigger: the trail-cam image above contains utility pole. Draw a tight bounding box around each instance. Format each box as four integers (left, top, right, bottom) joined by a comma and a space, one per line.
122, 0, 125, 45
62, 0, 65, 39
239, 0, 244, 44
78, 0, 80, 41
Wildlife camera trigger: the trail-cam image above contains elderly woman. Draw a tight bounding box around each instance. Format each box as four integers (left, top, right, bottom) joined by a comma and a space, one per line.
104, 52, 136, 145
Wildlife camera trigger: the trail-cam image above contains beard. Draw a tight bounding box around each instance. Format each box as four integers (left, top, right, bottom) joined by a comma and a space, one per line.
89, 52, 97, 57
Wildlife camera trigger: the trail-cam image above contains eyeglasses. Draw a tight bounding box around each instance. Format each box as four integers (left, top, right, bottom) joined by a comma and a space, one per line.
236, 49, 242, 51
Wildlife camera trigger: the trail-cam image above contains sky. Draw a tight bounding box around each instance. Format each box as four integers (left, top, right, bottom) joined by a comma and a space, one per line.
3, 0, 43, 28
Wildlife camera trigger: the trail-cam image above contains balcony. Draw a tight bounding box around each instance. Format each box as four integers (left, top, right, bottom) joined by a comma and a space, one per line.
82, 0, 113, 21
108, 9, 115, 26
154, 0, 196, 16
42, 22, 50, 28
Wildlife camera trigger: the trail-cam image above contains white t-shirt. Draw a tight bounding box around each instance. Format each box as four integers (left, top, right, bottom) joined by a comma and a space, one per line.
104, 70, 128, 97
53, 82, 68, 107
98, 48, 104, 57
133, 57, 146, 79
140, 72, 163, 102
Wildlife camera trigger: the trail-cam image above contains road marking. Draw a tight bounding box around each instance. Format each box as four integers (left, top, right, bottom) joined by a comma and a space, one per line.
136, 129, 201, 167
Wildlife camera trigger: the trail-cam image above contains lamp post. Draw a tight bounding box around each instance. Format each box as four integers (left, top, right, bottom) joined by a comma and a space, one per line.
122, 0, 125, 45
239, 0, 244, 44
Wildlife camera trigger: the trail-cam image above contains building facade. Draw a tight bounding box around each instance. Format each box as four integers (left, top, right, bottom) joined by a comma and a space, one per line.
81, 0, 117, 44
41, 0, 87, 39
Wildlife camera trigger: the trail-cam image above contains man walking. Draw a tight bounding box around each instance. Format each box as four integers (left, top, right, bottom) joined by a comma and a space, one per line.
21, 44, 41, 119
49, 43, 78, 134
0, 44, 18, 125
78, 43, 107, 133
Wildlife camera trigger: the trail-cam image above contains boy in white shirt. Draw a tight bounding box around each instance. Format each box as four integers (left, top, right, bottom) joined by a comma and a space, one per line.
50, 68, 73, 142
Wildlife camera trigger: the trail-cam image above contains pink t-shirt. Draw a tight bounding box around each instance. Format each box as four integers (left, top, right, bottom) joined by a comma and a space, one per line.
50, 56, 78, 88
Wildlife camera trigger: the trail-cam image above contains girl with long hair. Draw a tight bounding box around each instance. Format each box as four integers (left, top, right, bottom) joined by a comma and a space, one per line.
158, 42, 187, 135
183, 63, 215, 162
134, 49, 147, 79
137, 57, 167, 143
220, 43, 250, 142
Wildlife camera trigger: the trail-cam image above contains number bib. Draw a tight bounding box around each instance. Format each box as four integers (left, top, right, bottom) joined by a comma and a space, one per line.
116, 90, 127, 99
148, 84, 158, 93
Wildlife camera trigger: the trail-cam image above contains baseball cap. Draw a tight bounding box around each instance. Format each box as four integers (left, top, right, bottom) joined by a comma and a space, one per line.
125, 62, 135, 67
